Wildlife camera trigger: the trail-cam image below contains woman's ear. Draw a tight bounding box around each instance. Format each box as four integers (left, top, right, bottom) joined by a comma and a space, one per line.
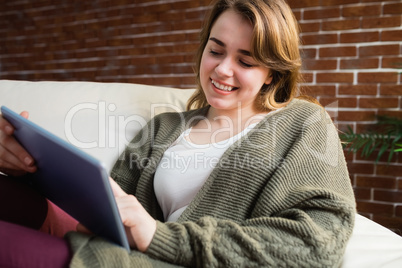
265, 73, 273, 85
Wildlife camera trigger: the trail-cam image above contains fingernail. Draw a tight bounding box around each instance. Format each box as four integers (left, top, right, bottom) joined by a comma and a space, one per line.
24, 157, 33, 166
5, 126, 13, 134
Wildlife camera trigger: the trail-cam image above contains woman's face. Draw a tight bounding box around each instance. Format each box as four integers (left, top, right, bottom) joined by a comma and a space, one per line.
200, 9, 272, 114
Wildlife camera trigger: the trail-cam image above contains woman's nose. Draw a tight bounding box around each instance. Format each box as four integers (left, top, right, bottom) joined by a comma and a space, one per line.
215, 57, 234, 77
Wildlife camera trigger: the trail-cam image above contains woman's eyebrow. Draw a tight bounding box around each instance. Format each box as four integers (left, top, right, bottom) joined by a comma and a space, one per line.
209, 37, 252, 57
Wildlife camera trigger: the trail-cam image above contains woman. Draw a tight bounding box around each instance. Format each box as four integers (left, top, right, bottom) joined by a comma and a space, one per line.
0, 0, 356, 267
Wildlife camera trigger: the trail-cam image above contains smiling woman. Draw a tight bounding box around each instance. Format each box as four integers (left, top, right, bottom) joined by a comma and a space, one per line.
0, 0, 356, 267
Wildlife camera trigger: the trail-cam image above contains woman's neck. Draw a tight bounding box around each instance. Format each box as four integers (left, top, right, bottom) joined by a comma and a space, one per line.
205, 106, 267, 134
187, 106, 266, 145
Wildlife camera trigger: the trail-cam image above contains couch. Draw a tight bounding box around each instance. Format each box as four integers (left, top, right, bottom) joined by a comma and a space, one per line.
1, 80, 402, 267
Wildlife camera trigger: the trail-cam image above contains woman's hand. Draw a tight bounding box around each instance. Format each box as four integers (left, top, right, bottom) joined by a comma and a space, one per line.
0, 111, 36, 176
109, 177, 157, 252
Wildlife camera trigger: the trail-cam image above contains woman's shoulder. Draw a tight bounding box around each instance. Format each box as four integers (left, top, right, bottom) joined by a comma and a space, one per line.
258, 97, 331, 133
269, 97, 326, 120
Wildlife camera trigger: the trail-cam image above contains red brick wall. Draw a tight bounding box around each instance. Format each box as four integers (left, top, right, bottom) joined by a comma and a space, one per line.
0, 0, 209, 87
1, 0, 402, 233
289, 0, 402, 234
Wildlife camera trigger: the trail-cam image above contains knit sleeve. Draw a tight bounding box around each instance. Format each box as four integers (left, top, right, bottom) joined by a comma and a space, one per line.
109, 118, 152, 194
145, 101, 356, 267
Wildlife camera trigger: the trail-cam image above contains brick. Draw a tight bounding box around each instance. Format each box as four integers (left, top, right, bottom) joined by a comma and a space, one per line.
343, 151, 355, 162
146, 44, 175, 55
382, 30, 402, 42
342, 4, 381, 17
322, 19, 361, 31
382, 57, 402, 69
185, 32, 200, 42
384, 3, 402, 15
338, 111, 376, 122
185, 8, 209, 20
145, 23, 172, 33
356, 176, 397, 189
360, 44, 400, 57
145, 2, 172, 13
172, 20, 203, 31
348, 162, 375, 175
362, 16, 402, 29
359, 97, 399, 109
301, 48, 317, 59
340, 31, 379, 44
107, 38, 132, 47
174, 43, 199, 53
299, 22, 320, 33
304, 7, 341, 20
154, 76, 183, 87
354, 187, 371, 200
158, 11, 185, 22
292, 10, 302, 20
380, 85, 402, 96
171, 64, 194, 74
397, 206, 402, 217
171, 1, 200, 10
377, 164, 402, 177
320, 0, 359, 6
302, 59, 337, 70
319, 46, 356, 58
301, 72, 314, 83
155, 55, 185, 64
358, 72, 399, 83
316, 72, 354, 83
374, 190, 402, 203
301, 33, 338, 45
339, 85, 377, 95
301, 85, 336, 96
319, 97, 357, 108
340, 58, 379, 70
287, 0, 321, 9
356, 201, 394, 216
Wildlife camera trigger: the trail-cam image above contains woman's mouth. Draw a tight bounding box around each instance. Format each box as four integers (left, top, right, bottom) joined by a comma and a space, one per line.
211, 79, 238, 92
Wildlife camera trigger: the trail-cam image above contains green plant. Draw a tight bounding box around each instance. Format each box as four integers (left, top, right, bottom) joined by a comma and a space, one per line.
340, 116, 402, 163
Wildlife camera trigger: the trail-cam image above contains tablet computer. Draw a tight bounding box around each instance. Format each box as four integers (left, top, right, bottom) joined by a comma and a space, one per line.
1, 106, 130, 251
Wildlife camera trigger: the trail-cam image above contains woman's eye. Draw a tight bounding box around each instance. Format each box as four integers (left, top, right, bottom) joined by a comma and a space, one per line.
209, 50, 222, 56
240, 60, 254, 68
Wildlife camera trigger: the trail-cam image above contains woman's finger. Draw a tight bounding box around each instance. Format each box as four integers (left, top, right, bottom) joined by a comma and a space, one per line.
0, 133, 36, 173
109, 177, 127, 197
0, 112, 36, 174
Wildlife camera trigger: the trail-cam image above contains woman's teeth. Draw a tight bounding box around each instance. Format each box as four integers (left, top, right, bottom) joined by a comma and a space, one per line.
212, 80, 235, 92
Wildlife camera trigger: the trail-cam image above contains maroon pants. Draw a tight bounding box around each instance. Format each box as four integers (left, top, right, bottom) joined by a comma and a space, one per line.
0, 174, 76, 268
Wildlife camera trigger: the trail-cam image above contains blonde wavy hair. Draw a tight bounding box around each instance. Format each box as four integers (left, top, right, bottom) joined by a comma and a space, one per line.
187, 0, 304, 111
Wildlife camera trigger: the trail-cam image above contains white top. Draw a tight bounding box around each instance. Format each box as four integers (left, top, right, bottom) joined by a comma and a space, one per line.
154, 124, 257, 222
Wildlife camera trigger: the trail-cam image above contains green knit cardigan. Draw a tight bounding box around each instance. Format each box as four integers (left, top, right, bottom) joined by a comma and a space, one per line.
66, 99, 356, 268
